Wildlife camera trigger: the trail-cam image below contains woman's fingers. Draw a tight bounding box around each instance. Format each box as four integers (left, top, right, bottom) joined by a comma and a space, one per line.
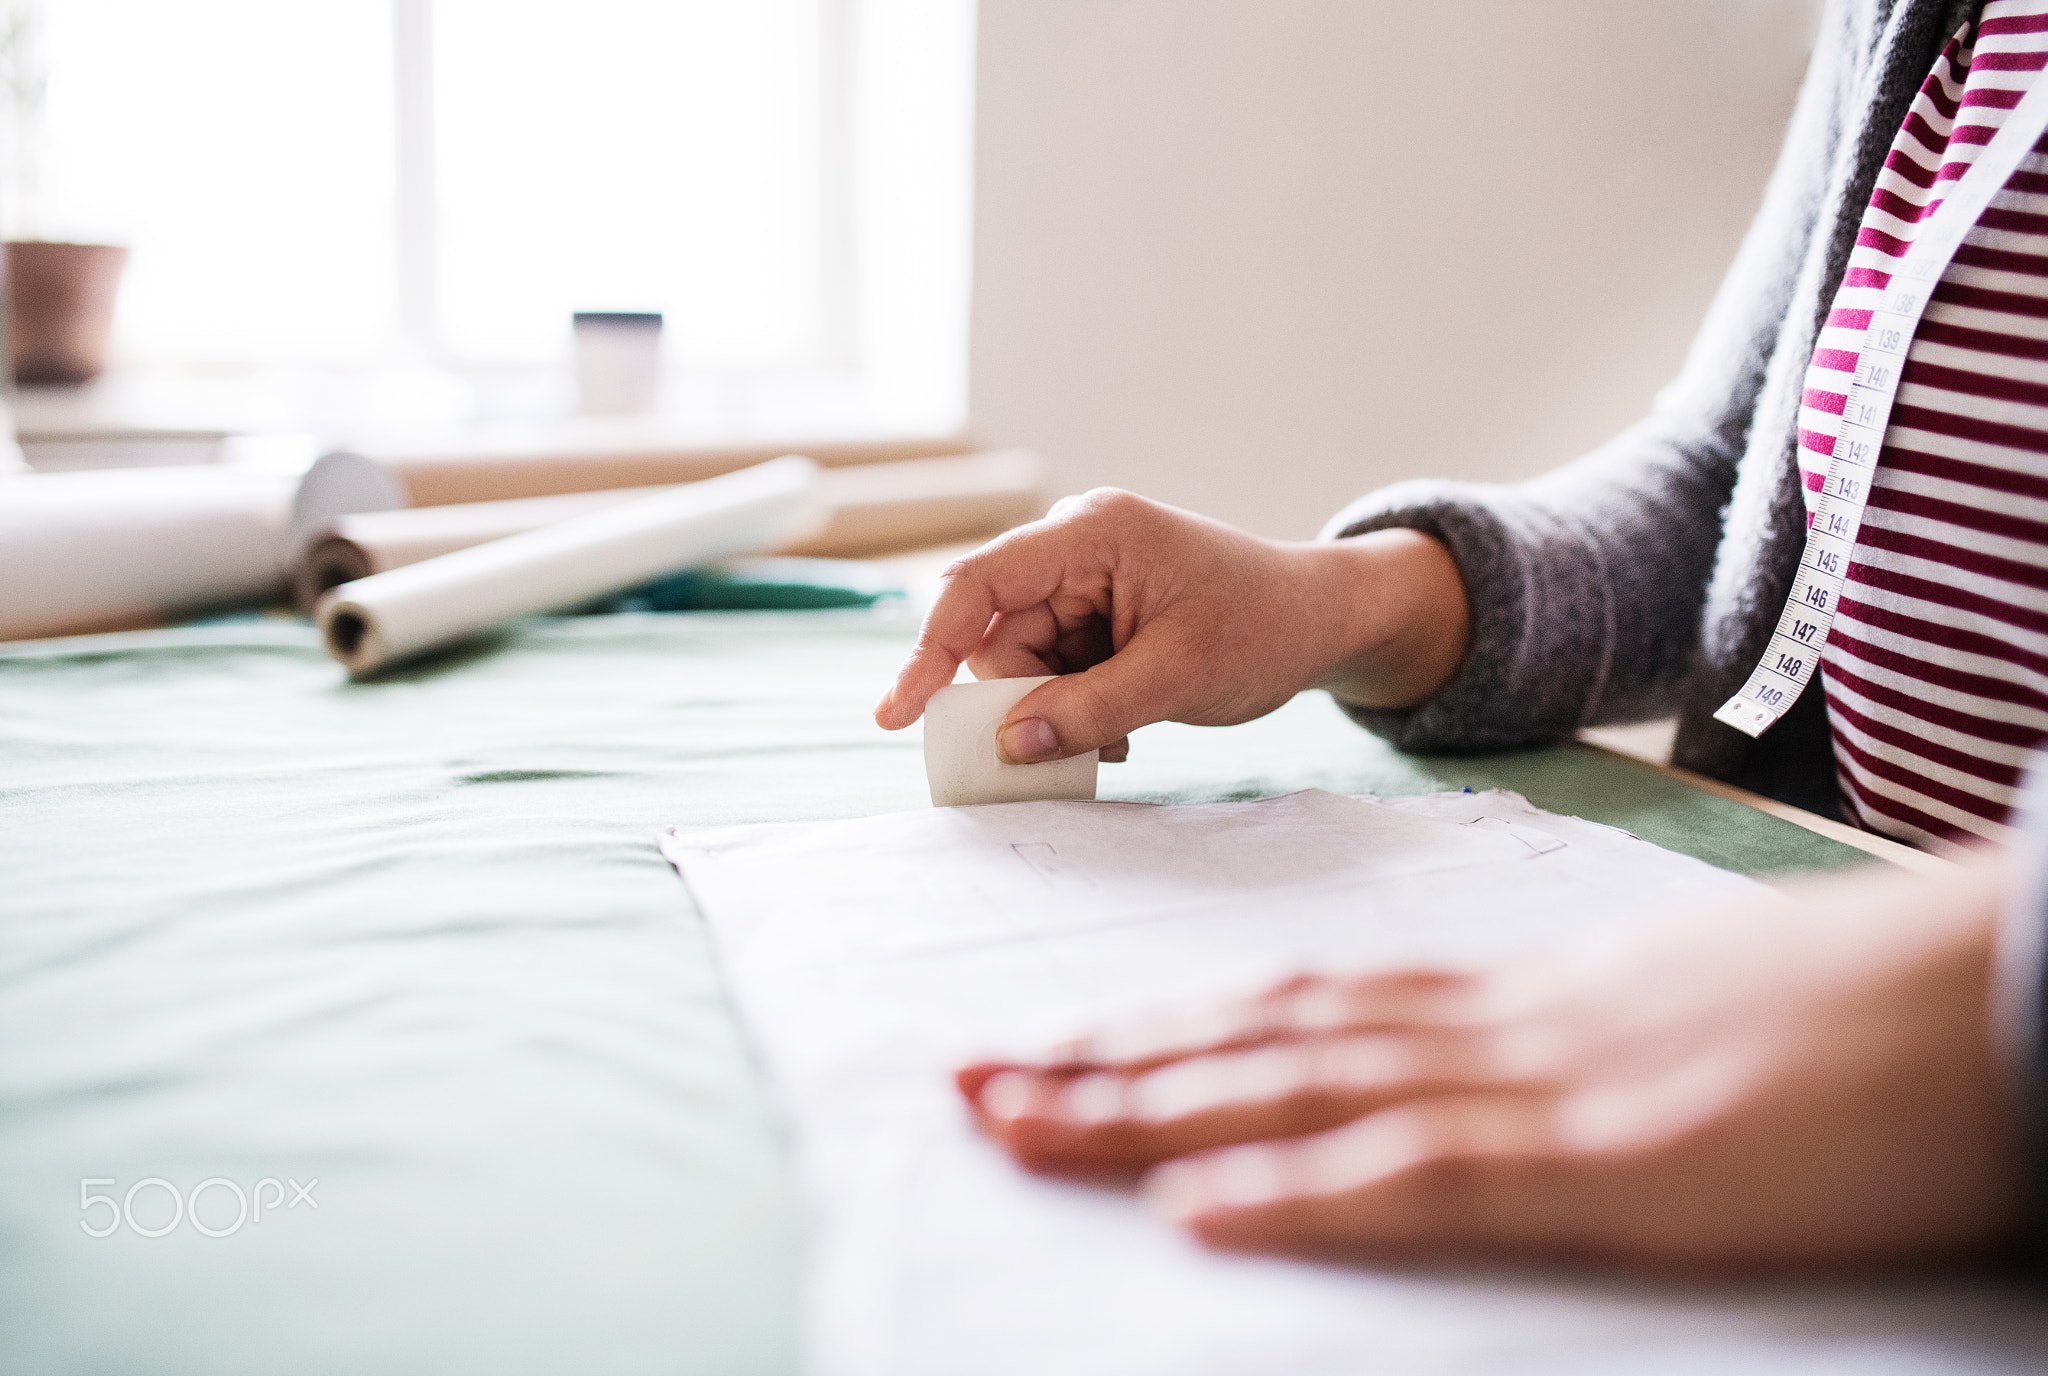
955, 969, 1519, 1176
877, 487, 1206, 735
964, 605, 1066, 681
1143, 1095, 1588, 1259
954, 968, 1481, 1104
1039, 968, 1489, 1073
966, 1029, 1516, 1174
874, 525, 1088, 729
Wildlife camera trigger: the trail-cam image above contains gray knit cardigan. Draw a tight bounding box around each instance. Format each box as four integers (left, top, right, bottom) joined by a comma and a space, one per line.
1326, 0, 1981, 817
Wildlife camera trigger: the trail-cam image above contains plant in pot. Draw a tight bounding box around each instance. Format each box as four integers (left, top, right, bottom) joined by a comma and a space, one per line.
1, 0, 125, 386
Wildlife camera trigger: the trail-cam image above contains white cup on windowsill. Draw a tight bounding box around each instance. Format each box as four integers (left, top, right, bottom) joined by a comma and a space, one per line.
574, 311, 664, 417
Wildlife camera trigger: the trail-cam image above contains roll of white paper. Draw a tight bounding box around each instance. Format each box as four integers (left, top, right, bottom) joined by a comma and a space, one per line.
0, 466, 294, 641
290, 450, 1047, 609
284, 427, 971, 557
315, 455, 827, 677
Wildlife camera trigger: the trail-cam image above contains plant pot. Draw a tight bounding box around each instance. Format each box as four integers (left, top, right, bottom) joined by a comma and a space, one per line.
5, 240, 128, 385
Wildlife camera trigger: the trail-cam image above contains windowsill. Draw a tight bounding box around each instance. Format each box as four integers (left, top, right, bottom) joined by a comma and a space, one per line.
12, 363, 968, 474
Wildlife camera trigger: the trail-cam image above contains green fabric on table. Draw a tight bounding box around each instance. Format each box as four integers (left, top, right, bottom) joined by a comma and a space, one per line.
585, 556, 905, 614
0, 610, 1870, 1376
1100, 702, 1868, 878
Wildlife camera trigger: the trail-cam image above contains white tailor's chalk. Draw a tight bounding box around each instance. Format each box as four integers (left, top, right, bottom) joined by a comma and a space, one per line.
923, 675, 1099, 808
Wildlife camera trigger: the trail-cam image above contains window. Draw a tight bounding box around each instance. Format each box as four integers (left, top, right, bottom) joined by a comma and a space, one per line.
6, 0, 973, 433
434, 0, 830, 369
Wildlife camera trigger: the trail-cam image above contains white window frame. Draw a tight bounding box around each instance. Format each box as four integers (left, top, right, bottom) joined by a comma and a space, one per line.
7, 0, 973, 442
385, 0, 969, 435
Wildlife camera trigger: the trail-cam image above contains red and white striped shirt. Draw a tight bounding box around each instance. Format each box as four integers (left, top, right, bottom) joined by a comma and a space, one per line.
1796, 0, 2048, 847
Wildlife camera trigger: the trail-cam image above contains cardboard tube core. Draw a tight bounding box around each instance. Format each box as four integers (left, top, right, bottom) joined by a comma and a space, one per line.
295, 537, 377, 612
325, 608, 365, 654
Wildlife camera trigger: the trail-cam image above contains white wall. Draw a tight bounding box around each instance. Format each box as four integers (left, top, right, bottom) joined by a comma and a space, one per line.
969, 1, 1822, 538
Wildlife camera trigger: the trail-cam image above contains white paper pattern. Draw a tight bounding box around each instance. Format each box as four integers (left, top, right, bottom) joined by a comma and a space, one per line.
663, 789, 2048, 1375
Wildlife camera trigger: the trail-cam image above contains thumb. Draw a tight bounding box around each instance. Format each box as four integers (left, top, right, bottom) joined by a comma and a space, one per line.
997, 638, 1182, 764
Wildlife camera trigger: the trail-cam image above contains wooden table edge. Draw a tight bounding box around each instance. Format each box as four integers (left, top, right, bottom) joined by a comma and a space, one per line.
1573, 737, 1956, 874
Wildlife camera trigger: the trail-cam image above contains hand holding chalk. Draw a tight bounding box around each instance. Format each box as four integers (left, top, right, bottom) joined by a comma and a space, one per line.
873, 488, 1472, 764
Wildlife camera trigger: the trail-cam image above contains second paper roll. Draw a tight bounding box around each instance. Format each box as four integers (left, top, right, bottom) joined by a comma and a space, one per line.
316, 455, 826, 677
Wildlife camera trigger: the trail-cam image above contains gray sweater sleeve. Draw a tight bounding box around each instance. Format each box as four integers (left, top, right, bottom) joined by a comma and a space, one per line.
1323, 0, 1869, 754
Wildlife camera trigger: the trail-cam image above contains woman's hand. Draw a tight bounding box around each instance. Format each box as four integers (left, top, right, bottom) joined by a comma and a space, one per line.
873, 488, 1470, 763
957, 852, 2024, 1269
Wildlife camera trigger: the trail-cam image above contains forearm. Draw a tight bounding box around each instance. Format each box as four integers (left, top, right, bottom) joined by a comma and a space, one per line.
1286, 529, 1471, 712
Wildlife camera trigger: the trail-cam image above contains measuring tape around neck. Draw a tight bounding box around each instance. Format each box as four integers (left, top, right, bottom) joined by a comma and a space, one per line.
1714, 71, 2048, 739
